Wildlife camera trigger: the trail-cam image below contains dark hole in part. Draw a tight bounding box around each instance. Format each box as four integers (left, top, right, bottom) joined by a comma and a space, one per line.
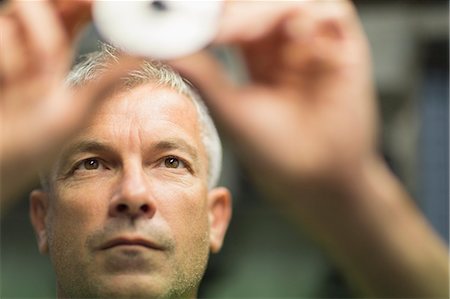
117, 204, 128, 213
141, 205, 150, 213
150, 0, 168, 12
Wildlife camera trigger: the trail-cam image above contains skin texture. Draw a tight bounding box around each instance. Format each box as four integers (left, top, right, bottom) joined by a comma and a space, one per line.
29, 84, 232, 298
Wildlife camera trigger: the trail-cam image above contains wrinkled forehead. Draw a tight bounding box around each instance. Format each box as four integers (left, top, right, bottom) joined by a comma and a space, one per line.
98, 83, 197, 119
91, 83, 199, 127
68, 83, 206, 159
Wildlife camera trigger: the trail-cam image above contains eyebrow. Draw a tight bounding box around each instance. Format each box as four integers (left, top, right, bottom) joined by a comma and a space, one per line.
154, 138, 199, 164
58, 140, 116, 166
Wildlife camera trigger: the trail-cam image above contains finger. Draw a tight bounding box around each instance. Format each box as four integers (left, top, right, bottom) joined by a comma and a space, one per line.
214, 1, 298, 44
281, 1, 370, 72
168, 51, 241, 125
54, 0, 93, 40
14, 0, 70, 65
0, 16, 27, 84
283, 0, 365, 42
57, 55, 144, 131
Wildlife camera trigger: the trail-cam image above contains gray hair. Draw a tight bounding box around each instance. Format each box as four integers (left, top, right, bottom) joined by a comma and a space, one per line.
65, 44, 222, 189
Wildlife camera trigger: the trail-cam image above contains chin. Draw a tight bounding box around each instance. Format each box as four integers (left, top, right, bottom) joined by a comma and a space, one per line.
95, 275, 169, 298
85, 273, 194, 299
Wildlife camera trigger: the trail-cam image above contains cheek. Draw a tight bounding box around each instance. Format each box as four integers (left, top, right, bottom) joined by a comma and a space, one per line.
51, 184, 108, 225
153, 182, 210, 245
47, 185, 108, 254
153, 183, 211, 281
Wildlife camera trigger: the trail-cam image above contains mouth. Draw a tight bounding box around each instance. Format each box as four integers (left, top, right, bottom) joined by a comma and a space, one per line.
100, 237, 163, 251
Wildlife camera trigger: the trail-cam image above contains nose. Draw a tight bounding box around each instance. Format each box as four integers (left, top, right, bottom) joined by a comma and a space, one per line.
109, 168, 156, 219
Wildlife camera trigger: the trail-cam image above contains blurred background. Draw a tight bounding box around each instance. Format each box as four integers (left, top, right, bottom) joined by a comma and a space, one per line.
1, 0, 448, 298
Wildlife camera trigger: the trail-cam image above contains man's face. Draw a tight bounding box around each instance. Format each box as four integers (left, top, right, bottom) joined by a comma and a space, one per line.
30, 84, 231, 298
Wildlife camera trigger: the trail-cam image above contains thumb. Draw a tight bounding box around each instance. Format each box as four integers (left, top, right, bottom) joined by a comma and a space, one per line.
55, 0, 93, 40
60, 55, 142, 131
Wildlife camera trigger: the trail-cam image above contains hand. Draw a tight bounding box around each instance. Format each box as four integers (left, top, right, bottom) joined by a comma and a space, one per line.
171, 2, 449, 297
0, 0, 135, 206
170, 0, 378, 187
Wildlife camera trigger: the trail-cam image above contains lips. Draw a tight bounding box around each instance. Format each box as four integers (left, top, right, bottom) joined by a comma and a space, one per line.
100, 237, 162, 251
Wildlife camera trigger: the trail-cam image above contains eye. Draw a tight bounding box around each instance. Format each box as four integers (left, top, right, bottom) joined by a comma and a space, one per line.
83, 158, 100, 170
164, 156, 184, 169
74, 158, 106, 172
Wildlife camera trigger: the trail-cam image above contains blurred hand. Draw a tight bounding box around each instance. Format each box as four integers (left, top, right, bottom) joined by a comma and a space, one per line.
171, 5, 450, 297
0, 0, 135, 205
171, 0, 378, 188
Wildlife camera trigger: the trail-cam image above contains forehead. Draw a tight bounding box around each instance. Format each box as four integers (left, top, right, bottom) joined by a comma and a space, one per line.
74, 83, 204, 152
95, 84, 197, 126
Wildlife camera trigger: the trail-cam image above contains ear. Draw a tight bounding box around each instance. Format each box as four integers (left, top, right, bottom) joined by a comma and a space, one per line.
207, 187, 232, 253
29, 189, 50, 255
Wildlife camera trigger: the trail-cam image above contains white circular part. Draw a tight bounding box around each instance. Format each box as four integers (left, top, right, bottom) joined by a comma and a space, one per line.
93, 0, 223, 60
